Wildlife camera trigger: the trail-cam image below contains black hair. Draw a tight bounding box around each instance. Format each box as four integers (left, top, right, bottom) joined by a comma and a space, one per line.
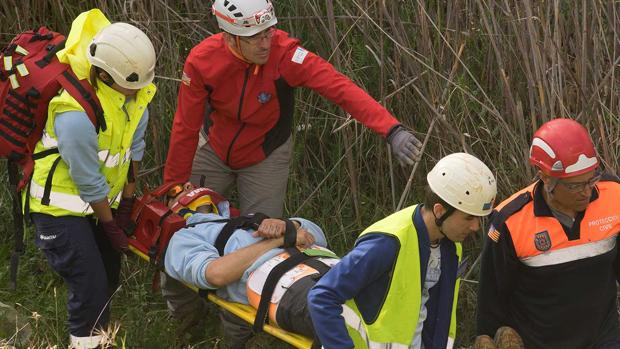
423, 184, 452, 210
89, 66, 115, 89
423, 184, 456, 226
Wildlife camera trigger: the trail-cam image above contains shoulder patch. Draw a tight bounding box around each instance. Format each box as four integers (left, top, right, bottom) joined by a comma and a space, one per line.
292, 47, 309, 64
181, 71, 191, 86
487, 225, 501, 243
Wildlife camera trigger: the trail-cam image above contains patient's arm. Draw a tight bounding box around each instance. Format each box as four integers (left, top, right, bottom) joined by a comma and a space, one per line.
205, 236, 284, 288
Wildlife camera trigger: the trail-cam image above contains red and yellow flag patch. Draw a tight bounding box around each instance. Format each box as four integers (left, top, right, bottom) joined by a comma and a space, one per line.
487, 225, 500, 243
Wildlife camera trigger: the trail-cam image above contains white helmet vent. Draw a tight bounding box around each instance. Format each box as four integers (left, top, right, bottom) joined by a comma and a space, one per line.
224, 1, 243, 17
212, 0, 278, 36
427, 153, 497, 217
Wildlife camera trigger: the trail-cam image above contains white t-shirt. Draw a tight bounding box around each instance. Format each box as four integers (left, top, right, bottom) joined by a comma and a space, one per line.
412, 245, 442, 349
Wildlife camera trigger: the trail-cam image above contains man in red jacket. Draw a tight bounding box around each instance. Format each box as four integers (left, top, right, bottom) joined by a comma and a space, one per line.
162, 0, 422, 340
164, 0, 421, 219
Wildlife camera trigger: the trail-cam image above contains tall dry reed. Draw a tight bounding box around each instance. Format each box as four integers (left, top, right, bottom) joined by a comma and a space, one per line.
1, 1, 619, 347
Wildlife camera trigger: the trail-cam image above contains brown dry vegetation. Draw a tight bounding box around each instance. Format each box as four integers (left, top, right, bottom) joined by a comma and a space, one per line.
1, 0, 620, 348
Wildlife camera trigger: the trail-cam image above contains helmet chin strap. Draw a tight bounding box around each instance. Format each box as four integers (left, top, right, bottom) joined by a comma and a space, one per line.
233, 36, 250, 62
229, 36, 261, 75
432, 205, 455, 240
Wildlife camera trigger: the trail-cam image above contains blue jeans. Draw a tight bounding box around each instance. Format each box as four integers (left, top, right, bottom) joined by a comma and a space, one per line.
31, 213, 121, 337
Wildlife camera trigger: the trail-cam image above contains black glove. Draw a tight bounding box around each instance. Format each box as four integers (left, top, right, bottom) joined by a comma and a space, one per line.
100, 219, 129, 254
387, 125, 422, 166
115, 196, 135, 232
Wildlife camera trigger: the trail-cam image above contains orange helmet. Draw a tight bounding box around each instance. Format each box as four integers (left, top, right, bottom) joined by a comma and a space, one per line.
529, 118, 598, 178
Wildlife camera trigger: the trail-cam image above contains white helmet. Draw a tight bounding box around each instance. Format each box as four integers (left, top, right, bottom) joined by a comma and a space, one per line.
211, 0, 278, 37
427, 153, 497, 216
87, 23, 156, 90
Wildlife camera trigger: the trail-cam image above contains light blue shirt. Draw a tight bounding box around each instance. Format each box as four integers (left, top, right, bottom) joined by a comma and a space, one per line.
164, 213, 328, 304
54, 108, 149, 203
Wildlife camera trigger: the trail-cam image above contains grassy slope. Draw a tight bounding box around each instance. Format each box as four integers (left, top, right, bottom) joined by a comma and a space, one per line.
1, 0, 620, 347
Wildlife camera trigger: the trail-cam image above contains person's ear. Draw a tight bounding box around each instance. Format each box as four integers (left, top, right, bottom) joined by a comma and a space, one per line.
538, 170, 551, 185
433, 203, 445, 219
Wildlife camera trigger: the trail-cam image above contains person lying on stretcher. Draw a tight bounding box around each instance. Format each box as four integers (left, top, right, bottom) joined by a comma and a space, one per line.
163, 182, 338, 348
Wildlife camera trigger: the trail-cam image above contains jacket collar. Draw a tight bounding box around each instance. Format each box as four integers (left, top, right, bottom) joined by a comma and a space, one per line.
97, 81, 128, 109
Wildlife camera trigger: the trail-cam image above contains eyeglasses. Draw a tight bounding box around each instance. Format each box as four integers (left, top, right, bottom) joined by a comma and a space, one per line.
239, 27, 275, 45
557, 171, 602, 193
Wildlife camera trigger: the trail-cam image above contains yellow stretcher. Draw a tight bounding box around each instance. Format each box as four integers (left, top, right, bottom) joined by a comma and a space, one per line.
128, 244, 313, 349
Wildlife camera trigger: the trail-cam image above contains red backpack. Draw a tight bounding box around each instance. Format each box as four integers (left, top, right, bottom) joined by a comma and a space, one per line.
0, 27, 106, 289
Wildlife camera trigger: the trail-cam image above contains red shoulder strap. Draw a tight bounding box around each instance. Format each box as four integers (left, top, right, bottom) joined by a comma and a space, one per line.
56, 70, 106, 133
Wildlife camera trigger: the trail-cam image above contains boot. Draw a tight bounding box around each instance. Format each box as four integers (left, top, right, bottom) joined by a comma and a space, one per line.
494, 326, 525, 349
175, 312, 208, 345
473, 335, 498, 349
69, 334, 103, 349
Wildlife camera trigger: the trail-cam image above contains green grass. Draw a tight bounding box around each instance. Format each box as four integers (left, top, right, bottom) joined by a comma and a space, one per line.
2, 0, 620, 347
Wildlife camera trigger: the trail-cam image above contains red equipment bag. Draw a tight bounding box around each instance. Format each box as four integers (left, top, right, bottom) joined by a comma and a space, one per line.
0, 26, 105, 189
128, 183, 187, 266
0, 27, 105, 289
129, 183, 241, 266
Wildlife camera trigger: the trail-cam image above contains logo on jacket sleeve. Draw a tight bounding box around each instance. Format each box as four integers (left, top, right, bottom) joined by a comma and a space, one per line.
487, 224, 500, 243
534, 230, 552, 251
292, 47, 309, 64
181, 71, 191, 86
257, 92, 272, 104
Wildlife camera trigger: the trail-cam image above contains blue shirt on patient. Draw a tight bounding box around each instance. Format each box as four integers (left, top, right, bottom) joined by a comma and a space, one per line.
164, 212, 328, 304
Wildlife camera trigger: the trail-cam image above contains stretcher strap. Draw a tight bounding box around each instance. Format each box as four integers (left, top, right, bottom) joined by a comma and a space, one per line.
213, 212, 269, 256
253, 249, 313, 333
253, 217, 327, 333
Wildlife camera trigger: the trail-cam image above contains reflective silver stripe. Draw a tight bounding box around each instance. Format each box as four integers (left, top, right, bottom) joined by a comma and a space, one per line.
446, 337, 455, 349
341, 305, 411, 349
40, 129, 58, 148
521, 235, 616, 267
97, 150, 128, 168
30, 181, 121, 214
30, 181, 93, 214
123, 149, 132, 164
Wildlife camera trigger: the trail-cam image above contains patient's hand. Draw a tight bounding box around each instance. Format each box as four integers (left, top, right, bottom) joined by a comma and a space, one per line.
253, 219, 286, 239
295, 228, 315, 249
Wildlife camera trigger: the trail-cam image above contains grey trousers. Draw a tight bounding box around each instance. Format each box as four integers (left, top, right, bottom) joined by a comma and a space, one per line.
190, 132, 292, 218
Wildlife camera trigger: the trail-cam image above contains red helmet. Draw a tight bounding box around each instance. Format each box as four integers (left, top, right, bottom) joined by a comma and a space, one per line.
170, 187, 226, 216
529, 118, 598, 178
